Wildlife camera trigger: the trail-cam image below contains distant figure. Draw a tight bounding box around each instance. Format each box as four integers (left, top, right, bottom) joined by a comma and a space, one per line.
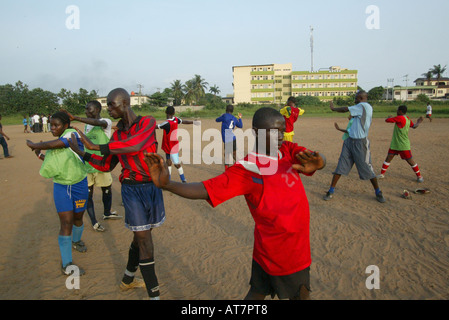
378, 105, 424, 182
157, 106, 198, 183
42, 115, 48, 133
280, 96, 305, 142
426, 103, 432, 122
23, 116, 30, 133
0, 114, 13, 159
215, 104, 243, 169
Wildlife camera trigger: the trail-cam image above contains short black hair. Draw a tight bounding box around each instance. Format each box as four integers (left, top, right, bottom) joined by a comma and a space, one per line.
226, 105, 234, 113
51, 111, 71, 127
87, 100, 102, 111
165, 106, 175, 115
252, 107, 284, 129
287, 96, 296, 105
398, 105, 408, 114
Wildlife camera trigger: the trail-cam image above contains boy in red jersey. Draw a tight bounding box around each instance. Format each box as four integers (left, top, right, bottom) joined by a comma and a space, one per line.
144, 107, 326, 300
157, 106, 197, 183
378, 105, 424, 182
279, 96, 305, 142
68, 88, 164, 300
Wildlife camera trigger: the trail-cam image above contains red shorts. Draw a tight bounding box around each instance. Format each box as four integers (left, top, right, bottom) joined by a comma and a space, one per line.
388, 149, 412, 160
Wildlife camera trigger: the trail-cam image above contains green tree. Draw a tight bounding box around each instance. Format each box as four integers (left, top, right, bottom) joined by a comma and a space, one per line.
368, 86, 385, 102
170, 80, 184, 106
60, 88, 98, 114
209, 85, 220, 97
431, 64, 447, 86
192, 74, 208, 104
183, 80, 195, 105
422, 70, 433, 86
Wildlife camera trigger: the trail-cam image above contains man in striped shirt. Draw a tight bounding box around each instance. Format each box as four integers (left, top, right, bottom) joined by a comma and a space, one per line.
69, 88, 164, 300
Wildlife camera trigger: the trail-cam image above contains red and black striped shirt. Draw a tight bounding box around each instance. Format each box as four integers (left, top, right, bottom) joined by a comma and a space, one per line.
84, 115, 158, 183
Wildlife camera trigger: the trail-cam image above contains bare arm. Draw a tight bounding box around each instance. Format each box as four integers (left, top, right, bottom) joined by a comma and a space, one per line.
292, 150, 326, 174
144, 153, 209, 200
61, 109, 108, 129
412, 116, 424, 129
330, 101, 349, 113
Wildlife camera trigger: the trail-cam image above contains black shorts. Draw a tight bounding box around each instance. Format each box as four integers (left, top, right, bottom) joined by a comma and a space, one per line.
249, 260, 311, 300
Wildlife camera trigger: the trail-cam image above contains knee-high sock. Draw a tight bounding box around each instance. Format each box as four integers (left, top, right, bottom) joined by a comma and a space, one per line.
122, 242, 140, 284
381, 162, 390, 175
177, 167, 186, 182
72, 224, 84, 243
411, 163, 422, 177
102, 186, 112, 215
139, 259, 160, 298
58, 235, 72, 267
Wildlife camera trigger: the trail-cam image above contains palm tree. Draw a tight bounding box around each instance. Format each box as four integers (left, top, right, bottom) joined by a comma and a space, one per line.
431, 64, 447, 86
421, 71, 433, 86
183, 80, 195, 106
209, 85, 221, 97
170, 79, 184, 106
192, 74, 208, 104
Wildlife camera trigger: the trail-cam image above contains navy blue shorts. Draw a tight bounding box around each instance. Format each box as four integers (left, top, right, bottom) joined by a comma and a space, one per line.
53, 177, 88, 213
121, 181, 166, 231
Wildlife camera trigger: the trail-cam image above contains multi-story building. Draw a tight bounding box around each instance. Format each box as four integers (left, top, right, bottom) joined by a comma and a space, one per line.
390, 77, 449, 101
233, 64, 358, 104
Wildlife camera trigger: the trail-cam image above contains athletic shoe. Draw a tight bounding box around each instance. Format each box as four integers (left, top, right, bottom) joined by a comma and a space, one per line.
323, 192, 333, 201
120, 278, 146, 291
61, 262, 85, 276
182, 180, 187, 183
417, 176, 424, 183
93, 222, 105, 232
377, 174, 385, 179
72, 240, 87, 253
103, 211, 122, 220
376, 191, 386, 203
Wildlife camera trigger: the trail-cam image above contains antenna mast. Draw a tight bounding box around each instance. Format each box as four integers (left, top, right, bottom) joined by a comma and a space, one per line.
310, 26, 314, 72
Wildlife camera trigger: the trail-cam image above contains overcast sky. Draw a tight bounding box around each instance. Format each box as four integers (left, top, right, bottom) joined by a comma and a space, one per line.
1, 0, 448, 97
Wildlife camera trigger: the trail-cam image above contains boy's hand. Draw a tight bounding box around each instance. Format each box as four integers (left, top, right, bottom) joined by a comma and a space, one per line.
417, 116, 423, 124
143, 153, 170, 189
60, 109, 75, 121
329, 101, 335, 111
238, 113, 242, 119
292, 150, 326, 174
68, 133, 83, 155
334, 122, 341, 130
73, 127, 99, 151
26, 140, 36, 150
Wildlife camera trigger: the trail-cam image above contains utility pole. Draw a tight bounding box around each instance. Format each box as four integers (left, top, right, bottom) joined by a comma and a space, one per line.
387, 78, 394, 101
310, 26, 314, 72
403, 75, 409, 101
137, 83, 143, 107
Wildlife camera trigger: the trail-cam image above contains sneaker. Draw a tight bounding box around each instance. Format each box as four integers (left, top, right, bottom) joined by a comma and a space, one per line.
72, 240, 87, 253
5, 156, 13, 159
61, 262, 85, 276
120, 278, 146, 291
182, 180, 187, 183
103, 211, 122, 220
377, 174, 385, 179
376, 191, 386, 203
93, 222, 105, 232
417, 176, 424, 183
323, 192, 333, 201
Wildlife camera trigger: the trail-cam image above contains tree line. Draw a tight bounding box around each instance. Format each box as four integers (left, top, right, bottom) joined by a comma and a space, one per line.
0, 81, 98, 116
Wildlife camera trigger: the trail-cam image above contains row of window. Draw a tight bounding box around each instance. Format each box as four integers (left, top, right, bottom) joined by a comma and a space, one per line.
252, 91, 355, 98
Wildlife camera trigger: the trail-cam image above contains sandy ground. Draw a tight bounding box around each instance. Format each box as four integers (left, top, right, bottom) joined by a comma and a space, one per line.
0, 116, 448, 300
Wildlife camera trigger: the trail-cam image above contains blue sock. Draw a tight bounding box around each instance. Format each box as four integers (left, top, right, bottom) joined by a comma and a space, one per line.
328, 187, 335, 194
72, 224, 84, 243
375, 188, 381, 196
180, 174, 186, 182
58, 235, 72, 267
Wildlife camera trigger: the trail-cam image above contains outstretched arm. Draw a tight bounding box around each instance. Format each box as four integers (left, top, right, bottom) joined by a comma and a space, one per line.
334, 122, 347, 133
144, 153, 209, 200
61, 109, 108, 129
292, 150, 326, 174
330, 101, 349, 113
412, 116, 424, 129
26, 139, 65, 151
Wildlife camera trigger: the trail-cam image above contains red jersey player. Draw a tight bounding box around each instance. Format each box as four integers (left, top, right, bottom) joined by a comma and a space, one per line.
279, 96, 305, 142
157, 106, 197, 183
144, 107, 326, 300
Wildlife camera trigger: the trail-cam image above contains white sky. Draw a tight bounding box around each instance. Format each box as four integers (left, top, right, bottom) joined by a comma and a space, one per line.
1, 0, 448, 97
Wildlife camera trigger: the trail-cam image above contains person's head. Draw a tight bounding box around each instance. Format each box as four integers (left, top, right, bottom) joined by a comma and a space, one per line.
50, 111, 71, 137
106, 88, 130, 119
226, 105, 234, 113
85, 100, 102, 118
287, 96, 296, 107
165, 106, 175, 118
355, 91, 368, 103
252, 107, 285, 155
397, 105, 407, 115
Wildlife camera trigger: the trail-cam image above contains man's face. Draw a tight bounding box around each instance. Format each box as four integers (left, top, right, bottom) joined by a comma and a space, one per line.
107, 96, 125, 119
256, 116, 285, 155
85, 104, 98, 118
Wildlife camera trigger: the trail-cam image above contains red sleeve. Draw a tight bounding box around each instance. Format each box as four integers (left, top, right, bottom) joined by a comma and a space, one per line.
281, 141, 315, 176
408, 116, 415, 128
291, 107, 299, 122
202, 164, 262, 208
104, 117, 157, 155
386, 116, 406, 128
87, 153, 120, 172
